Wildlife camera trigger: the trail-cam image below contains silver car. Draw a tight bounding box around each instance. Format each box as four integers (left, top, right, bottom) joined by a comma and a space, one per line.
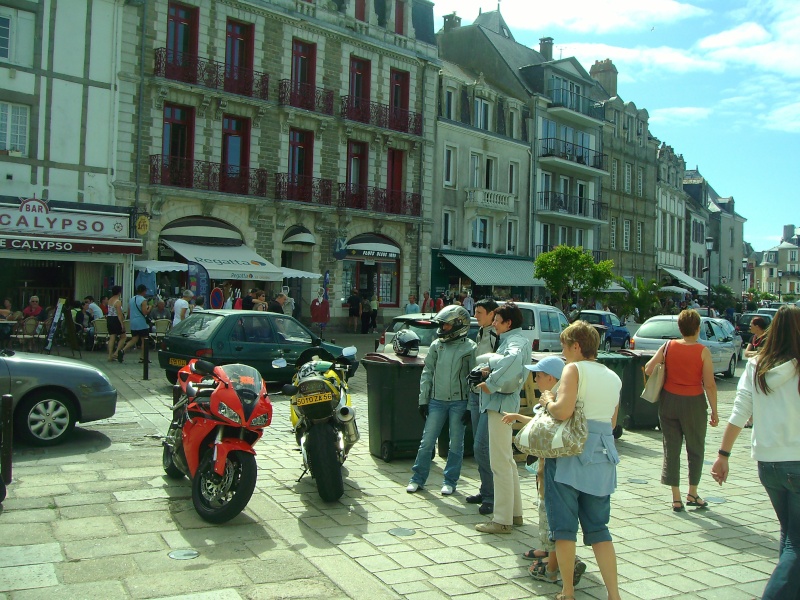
631, 315, 738, 378
0, 349, 117, 446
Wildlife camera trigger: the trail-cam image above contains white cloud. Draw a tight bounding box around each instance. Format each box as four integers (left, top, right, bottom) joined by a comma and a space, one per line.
554, 42, 723, 75
432, 0, 709, 34
697, 22, 770, 49
649, 107, 712, 126
759, 102, 800, 132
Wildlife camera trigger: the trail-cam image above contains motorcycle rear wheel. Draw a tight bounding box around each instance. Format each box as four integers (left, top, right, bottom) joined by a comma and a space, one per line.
307, 425, 344, 502
192, 449, 257, 524
162, 442, 185, 480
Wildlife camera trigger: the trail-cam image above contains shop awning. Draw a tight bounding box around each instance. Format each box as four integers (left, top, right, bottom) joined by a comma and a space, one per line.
282, 267, 321, 279
283, 225, 316, 245
346, 233, 400, 259
661, 267, 708, 293
163, 240, 283, 281
441, 253, 544, 287
601, 282, 627, 293
134, 260, 188, 273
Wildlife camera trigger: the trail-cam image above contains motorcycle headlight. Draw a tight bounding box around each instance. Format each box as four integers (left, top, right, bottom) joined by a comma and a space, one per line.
217, 402, 241, 424
250, 413, 269, 428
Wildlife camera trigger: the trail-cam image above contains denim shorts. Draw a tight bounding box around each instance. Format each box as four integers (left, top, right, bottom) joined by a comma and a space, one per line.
544, 458, 612, 546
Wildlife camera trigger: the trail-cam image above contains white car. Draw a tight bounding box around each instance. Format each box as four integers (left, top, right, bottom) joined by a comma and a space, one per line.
377, 313, 479, 354
710, 318, 743, 360
631, 315, 738, 378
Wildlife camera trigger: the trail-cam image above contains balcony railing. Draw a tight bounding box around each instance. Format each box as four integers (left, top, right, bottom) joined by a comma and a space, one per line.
154, 48, 269, 100
340, 95, 423, 136
591, 250, 608, 263
338, 183, 421, 217
275, 173, 333, 204
278, 80, 334, 115
537, 191, 605, 220
465, 188, 515, 212
540, 138, 607, 171
545, 86, 604, 121
534, 244, 607, 263
149, 155, 269, 197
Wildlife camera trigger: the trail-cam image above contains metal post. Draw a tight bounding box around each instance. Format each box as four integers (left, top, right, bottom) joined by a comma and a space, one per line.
142, 335, 150, 380
706, 248, 712, 312
1, 394, 13, 485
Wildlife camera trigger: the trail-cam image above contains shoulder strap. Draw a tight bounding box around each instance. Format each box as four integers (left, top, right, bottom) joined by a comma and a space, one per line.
572, 361, 587, 408
662, 340, 670, 363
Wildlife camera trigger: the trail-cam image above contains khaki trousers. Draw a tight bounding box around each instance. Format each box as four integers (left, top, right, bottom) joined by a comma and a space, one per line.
487, 410, 522, 525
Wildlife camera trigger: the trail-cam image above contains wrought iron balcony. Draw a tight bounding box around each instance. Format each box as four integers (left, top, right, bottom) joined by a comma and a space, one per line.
278, 80, 334, 115
340, 95, 423, 136
275, 173, 333, 205
149, 155, 268, 197
465, 188, 515, 212
338, 183, 421, 217
591, 250, 608, 263
545, 86, 604, 121
534, 244, 607, 263
537, 191, 605, 220
534, 245, 555, 258
154, 48, 269, 100
540, 138, 607, 171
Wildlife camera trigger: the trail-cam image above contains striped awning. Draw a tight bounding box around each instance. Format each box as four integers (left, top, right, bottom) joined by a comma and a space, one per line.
662, 267, 708, 293
441, 252, 544, 287
160, 217, 243, 247
283, 225, 316, 245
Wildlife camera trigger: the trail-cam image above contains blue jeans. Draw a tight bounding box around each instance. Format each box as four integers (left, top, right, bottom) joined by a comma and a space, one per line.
759, 461, 800, 600
468, 391, 493, 502
410, 398, 468, 488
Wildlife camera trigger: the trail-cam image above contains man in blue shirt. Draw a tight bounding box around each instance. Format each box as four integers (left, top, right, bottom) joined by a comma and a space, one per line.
405, 294, 420, 314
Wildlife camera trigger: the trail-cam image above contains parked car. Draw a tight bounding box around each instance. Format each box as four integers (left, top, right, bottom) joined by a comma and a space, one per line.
711, 318, 743, 360
756, 307, 780, 319
694, 307, 720, 318
157, 310, 345, 384
507, 302, 570, 352
377, 313, 479, 354
0, 349, 117, 446
736, 312, 773, 345
573, 310, 631, 351
630, 315, 738, 377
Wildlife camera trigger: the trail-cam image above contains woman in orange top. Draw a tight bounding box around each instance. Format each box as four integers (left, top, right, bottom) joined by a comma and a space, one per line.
645, 309, 719, 511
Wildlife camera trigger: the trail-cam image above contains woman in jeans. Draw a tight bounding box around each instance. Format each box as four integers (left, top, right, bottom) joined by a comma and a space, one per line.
711, 305, 800, 599
645, 309, 719, 511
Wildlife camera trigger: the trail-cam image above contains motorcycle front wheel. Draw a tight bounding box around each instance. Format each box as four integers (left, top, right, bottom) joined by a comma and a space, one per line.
306, 425, 343, 502
192, 449, 257, 524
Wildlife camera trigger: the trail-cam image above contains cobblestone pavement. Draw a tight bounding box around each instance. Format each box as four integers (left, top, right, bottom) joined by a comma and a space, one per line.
0, 336, 775, 599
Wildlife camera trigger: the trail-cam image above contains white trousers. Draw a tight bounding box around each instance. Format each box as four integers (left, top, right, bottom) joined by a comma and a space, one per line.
487, 409, 522, 525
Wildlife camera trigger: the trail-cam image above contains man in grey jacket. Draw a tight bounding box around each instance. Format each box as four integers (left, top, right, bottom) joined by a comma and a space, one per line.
407, 306, 476, 496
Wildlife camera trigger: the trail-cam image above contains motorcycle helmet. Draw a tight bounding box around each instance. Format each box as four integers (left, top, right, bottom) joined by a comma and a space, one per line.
434, 305, 471, 342
393, 329, 421, 357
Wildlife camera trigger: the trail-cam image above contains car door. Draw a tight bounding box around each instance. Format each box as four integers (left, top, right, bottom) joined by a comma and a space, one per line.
709, 320, 733, 367
701, 320, 722, 371
608, 313, 624, 346
540, 310, 560, 351
227, 314, 283, 376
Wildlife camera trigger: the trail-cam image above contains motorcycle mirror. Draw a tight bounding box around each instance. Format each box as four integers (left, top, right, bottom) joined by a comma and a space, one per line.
282, 384, 298, 396
342, 346, 357, 358
272, 358, 288, 368
193, 360, 216, 375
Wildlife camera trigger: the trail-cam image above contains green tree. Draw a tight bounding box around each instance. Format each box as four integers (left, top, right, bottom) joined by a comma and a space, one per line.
534, 246, 613, 310
615, 277, 662, 323
711, 284, 736, 313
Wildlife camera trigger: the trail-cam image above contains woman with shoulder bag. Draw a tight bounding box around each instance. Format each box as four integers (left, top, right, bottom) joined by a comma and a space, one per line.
645, 309, 719, 512
541, 321, 623, 600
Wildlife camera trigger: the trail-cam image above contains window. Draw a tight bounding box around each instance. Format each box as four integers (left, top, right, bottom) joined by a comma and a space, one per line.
163, 104, 194, 159
354, 0, 366, 21
624, 163, 632, 193
224, 20, 253, 94
542, 118, 556, 152
221, 115, 250, 190
670, 216, 677, 252
349, 57, 371, 107
166, 3, 199, 82
636, 221, 643, 252
444, 146, 456, 186
0, 102, 29, 154
610, 217, 617, 249
729, 228, 734, 248
470, 153, 480, 187
0, 8, 35, 67
575, 228, 584, 248
508, 111, 515, 138
346, 140, 368, 187
611, 159, 618, 190
484, 157, 496, 189
623, 219, 631, 251
444, 89, 454, 119
508, 162, 518, 195
472, 218, 489, 249
692, 255, 697, 277
0, 15, 10, 60
558, 226, 569, 245
474, 98, 490, 130
394, 0, 405, 35
387, 148, 404, 193
728, 259, 734, 281
288, 127, 313, 179
292, 39, 316, 87
443, 211, 454, 246
637, 167, 643, 196
506, 220, 517, 253
791, 250, 798, 262
389, 69, 409, 130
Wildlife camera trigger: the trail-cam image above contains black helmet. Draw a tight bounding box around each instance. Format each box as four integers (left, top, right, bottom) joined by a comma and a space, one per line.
393, 329, 420, 357
435, 305, 471, 342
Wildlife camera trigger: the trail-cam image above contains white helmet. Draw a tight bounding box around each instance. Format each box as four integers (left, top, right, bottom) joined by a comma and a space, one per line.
393, 329, 420, 357
435, 305, 470, 342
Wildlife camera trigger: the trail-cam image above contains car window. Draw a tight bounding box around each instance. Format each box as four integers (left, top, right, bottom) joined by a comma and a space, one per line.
170, 313, 224, 340
232, 315, 276, 343
390, 319, 407, 333
399, 322, 438, 347
542, 311, 561, 333
738, 314, 754, 327
272, 315, 312, 344
704, 321, 718, 341
580, 312, 602, 325
636, 320, 680, 339
557, 312, 569, 331
610, 314, 621, 326
520, 308, 535, 330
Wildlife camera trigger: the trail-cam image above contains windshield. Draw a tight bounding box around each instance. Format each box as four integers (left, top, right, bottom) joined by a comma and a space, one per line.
637, 319, 681, 339
219, 364, 263, 404
170, 313, 225, 340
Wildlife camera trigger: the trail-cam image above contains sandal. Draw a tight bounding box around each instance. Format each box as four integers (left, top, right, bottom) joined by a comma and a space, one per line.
672, 500, 685, 512
686, 494, 708, 508
553, 594, 575, 600
523, 548, 549, 560
573, 558, 587, 585
529, 561, 559, 583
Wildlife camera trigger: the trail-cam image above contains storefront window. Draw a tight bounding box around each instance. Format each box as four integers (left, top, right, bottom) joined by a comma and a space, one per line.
341, 260, 398, 306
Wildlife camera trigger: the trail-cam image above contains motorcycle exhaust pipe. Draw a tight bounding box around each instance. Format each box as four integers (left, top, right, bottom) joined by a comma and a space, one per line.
334, 406, 360, 449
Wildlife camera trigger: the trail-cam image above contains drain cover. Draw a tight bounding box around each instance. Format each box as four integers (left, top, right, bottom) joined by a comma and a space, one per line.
388, 527, 416, 537
168, 549, 200, 560
627, 478, 648, 484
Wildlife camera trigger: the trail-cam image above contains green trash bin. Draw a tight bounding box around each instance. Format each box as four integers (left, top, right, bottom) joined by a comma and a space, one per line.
362, 352, 473, 462
616, 349, 661, 431
595, 352, 631, 438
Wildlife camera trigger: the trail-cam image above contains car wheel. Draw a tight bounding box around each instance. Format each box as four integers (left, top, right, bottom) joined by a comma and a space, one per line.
623, 338, 630, 349
724, 355, 736, 379
603, 338, 612, 352
15, 390, 77, 446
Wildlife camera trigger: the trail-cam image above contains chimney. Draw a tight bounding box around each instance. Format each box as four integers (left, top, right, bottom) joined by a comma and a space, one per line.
443, 12, 461, 32
539, 37, 553, 61
590, 58, 618, 97
783, 224, 795, 242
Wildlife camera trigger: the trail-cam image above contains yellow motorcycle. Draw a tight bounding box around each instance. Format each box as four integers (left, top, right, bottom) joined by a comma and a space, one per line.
274, 346, 359, 501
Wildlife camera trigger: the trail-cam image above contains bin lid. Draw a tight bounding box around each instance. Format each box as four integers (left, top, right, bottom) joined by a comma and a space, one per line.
361, 352, 425, 366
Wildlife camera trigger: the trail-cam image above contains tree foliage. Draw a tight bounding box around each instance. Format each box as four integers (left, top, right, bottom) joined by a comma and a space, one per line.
534, 246, 614, 309
615, 277, 662, 323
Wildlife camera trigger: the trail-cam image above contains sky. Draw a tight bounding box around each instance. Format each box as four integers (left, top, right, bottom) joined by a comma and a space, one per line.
430, 0, 800, 251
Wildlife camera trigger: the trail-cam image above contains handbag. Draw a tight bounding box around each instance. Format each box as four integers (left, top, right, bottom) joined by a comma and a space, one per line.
640, 341, 670, 403
514, 362, 588, 458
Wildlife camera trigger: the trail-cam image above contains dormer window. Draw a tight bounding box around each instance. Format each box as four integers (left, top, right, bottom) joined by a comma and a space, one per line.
474, 98, 490, 130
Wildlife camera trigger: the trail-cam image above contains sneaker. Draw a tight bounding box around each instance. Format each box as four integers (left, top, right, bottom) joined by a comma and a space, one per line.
513, 516, 524, 526
573, 558, 587, 585
478, 502, 494, 515
441, 484, 454, 496
406, 482, 421, 493
475, 521, 512, 534
465, 493, 483, 504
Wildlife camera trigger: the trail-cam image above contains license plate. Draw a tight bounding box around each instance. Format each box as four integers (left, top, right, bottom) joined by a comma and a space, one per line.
296, 392, 333, 406
169, 358, 187, 367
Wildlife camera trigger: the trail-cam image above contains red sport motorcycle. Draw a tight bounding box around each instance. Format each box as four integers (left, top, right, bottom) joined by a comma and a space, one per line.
162, 359, 272, 523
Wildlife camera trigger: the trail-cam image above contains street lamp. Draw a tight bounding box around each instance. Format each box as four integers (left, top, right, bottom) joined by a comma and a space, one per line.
778, 269, 783, 302
705, 237, 714, 313
742, 257, 748, 300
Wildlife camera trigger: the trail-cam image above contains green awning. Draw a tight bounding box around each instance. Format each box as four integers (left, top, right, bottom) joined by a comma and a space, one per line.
441, 253, 544, 287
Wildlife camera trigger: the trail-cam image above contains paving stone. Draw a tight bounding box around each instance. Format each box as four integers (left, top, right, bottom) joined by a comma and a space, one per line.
63, 533, 165, 560
56, 555, 142, 584
52, 515, 123, 541
0, 543, 62, 568
149, 590, 243, 600
0, 563, 58, 591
